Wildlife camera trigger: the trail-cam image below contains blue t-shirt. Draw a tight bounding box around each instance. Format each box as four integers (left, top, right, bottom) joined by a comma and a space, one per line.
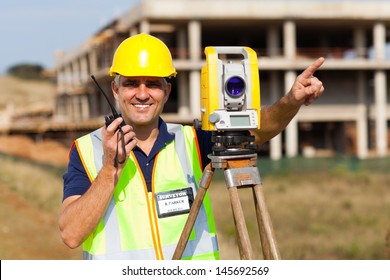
62, 119, 213, 201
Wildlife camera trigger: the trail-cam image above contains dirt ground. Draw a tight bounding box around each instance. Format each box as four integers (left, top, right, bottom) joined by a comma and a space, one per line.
0, 182, 81, 259
0, 135, 69, 166
0, 135, 81, 259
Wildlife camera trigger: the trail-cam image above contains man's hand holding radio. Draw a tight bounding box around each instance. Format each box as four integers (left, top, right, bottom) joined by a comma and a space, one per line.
102, 117, 137, 170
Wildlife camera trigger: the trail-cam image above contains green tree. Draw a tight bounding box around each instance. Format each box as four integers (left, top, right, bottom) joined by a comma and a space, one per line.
7, 63, 44, 79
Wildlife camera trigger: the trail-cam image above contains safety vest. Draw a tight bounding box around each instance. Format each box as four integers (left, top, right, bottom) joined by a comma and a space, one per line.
74, 124, 219, 260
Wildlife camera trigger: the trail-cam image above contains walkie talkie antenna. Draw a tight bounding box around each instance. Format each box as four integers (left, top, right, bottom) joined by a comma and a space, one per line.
90, 75, 120, 118
90, 75, 126, 167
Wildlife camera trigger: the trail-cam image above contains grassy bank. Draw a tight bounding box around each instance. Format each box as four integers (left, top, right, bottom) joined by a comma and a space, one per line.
210, 156, 390, 259
0, 154, 80, 259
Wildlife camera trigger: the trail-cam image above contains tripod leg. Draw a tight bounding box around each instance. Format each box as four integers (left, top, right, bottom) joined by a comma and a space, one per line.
231, 211, 245, 258
252, 184, 281, 260
228, 186, 254, 260
172, 164, 214, 260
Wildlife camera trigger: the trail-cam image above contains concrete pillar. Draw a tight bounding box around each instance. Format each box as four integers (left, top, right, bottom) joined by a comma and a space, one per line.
64, 95, 73, 120
69, 96, 75, 120
57, 67, 65, 93
188, 20, 201, 61
283, 20, 298, 157
72, 60, 80, 87
373, 22, 386, 61
65, 64, 72, 90
77, 59, 83, 86
373, 22, 388, 157
285, 71, 298, 157
354, 27, 366, 58
374, 70, 388, 157
140, 20, 150, 34
60, 96, 66, 117
75, 96, 82, 120
178, 73, 190, 116
80, 95, 89, 120
88, 92, 98, 118
80, 54, 89, 83
188, 20, 202, 117
356, 71, 368, 159
269, 71, 282, 160
89, 47, 98, 75
267, 26, 280, 57
283, 20, 296, 60
177, 27, 187, 60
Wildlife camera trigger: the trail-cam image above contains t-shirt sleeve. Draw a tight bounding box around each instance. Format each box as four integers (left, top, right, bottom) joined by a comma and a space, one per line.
62, 145, 92, 201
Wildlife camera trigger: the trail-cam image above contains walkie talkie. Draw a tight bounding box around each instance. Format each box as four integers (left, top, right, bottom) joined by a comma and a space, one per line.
90, 75, 126, 128
90, 75, 127, 167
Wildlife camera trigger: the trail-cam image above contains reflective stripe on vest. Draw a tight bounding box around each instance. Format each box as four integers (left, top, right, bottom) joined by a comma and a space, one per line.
75, 124, 219, 260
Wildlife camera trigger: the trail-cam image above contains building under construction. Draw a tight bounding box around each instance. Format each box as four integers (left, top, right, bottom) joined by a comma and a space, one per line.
50, 0, 389, 159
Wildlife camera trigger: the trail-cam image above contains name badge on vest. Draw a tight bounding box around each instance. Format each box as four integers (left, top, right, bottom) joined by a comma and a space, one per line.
155, 187, 194, 218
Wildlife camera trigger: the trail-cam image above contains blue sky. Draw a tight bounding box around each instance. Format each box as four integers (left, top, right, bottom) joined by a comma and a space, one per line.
0, 1, 138, 74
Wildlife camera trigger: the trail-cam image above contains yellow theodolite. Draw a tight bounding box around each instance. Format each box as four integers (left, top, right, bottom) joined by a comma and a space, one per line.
199, 46, 261, 132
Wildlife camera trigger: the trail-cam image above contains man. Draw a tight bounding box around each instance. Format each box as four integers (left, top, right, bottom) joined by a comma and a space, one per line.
59, 33, 324, 260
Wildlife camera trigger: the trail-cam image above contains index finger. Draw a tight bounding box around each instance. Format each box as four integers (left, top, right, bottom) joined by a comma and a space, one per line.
300, 57, 325, 79
106, 117, 123, 134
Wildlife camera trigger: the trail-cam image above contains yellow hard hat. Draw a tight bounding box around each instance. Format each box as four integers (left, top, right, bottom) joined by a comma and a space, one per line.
109, 33, 177, 78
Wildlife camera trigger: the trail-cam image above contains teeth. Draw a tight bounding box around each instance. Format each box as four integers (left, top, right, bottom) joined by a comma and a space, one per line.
134, 104, 150, 108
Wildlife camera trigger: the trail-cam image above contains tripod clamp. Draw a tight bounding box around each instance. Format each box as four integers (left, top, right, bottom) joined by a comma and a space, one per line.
210, 153, 261, 189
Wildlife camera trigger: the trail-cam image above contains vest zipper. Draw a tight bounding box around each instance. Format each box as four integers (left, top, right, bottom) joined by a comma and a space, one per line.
147, 191, 164, 260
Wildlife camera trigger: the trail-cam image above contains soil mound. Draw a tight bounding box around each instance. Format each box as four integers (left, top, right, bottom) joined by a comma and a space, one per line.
0, 135, 69, 166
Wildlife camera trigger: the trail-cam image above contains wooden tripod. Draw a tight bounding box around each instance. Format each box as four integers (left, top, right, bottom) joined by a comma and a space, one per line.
172, 153, 281, 260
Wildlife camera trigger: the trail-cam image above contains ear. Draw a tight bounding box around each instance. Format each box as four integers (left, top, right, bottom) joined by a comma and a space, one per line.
163, 82, 171, 103
111, 80, 119, 100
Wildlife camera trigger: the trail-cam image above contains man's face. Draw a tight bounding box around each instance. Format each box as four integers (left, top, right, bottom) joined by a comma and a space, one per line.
112, 76, 171, 128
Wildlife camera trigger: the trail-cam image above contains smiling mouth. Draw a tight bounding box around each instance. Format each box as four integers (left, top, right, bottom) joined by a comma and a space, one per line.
133, 104, 151, 109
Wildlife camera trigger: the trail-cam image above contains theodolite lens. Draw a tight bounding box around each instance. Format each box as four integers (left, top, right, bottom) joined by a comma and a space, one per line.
225, 76, 245, 97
